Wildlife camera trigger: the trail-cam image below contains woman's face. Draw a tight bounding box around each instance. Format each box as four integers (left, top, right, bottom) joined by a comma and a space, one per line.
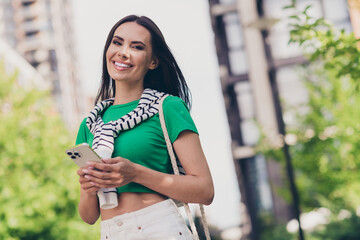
106, 22, 156, 86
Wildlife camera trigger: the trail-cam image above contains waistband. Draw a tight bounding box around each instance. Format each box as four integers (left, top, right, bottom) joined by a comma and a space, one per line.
100, 199, 179, 231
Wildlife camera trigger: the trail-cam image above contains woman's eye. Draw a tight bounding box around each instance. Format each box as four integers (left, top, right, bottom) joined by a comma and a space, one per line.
113, 40, 121, 45
133, 45, 144, 50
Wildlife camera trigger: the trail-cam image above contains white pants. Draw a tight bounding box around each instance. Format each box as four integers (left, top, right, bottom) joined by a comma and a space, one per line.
100, 199, 193, 240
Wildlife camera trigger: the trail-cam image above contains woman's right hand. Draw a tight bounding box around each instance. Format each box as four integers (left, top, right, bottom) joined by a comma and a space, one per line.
77, 166, 100, 195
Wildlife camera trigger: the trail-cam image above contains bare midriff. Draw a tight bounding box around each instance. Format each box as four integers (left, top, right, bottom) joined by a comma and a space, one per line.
100, 192, 168, 220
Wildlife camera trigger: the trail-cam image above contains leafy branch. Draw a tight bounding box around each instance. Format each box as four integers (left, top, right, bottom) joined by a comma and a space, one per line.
284, 3, 360, 87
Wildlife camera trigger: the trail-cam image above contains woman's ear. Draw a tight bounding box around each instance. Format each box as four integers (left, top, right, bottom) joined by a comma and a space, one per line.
149, 59, 159, 70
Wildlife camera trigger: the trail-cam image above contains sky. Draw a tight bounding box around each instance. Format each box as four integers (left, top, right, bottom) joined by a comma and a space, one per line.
72, 0, 241, 230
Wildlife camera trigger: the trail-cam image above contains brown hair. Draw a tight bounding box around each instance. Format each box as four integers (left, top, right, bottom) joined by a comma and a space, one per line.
94, 15, 191, 108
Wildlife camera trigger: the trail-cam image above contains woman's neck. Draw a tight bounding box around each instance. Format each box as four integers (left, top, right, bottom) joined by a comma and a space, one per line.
113, 82, 144, 105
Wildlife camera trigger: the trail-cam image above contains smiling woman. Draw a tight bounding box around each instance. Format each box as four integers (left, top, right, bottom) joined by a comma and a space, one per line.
106, 22, 157, 96
73, 15, 214, 240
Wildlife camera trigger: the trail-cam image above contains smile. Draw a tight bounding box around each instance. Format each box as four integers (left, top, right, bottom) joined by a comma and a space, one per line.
114, 61, 132, 68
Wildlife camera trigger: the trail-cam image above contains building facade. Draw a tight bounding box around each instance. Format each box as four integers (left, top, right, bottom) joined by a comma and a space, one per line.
0, 0, 84, 129
207, 0, 352, 239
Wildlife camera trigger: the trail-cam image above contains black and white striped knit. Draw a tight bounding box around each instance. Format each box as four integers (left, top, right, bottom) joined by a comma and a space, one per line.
86, 88, 168, 209
87, 88, 168, 153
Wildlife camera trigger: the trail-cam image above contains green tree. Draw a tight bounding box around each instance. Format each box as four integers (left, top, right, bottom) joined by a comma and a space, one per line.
258, 1, 360, 239
283, 1, 360, 213
0, 62, 100, 239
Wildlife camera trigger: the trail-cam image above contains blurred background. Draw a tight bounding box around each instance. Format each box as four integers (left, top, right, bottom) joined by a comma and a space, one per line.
1, 0, 360, 239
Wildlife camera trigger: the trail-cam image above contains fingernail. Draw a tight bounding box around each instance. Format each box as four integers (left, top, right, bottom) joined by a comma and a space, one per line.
85, 175, 90, 179
82, 169, 89, 173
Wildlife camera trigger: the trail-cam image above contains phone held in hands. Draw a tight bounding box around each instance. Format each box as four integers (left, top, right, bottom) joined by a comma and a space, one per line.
65, 143, 102, 168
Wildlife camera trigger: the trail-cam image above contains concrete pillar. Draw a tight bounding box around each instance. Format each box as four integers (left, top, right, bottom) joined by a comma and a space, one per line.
236, 0, 279, 145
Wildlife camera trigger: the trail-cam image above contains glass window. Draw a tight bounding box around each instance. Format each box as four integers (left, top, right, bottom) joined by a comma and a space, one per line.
276, 66, 308, 106
223, 13, 248, 75
276, 66, 308, 126
263, 0, 289, 18
336, 22, 352, 33
240, 119, 260, 146
264, 0, 323, 60
296, 0, 323, 18
224, 13, 244, 48
323, 0, 349, 24
229, 49, 248, 75
235, 81, 255, 119
241, 155, 273, 212
267, 23, 303, 59
255, 155, 273, 211
235, 81, 259, 146
219, 0, 235, 4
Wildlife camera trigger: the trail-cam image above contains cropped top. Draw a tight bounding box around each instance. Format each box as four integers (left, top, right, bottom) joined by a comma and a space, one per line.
75, 96, 198, 194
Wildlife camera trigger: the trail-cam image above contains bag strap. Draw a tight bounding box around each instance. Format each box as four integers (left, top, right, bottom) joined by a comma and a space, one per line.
158, 96, 211, 240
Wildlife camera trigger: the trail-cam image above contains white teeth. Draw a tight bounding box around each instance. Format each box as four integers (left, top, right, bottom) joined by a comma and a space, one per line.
114, 62, 130, 68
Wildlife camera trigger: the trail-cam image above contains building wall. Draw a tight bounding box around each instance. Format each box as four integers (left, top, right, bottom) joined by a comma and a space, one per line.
208, 0, 352, 239
0, 0, 84, 130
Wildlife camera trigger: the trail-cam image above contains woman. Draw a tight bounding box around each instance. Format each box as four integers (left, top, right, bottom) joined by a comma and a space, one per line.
75, 15, 214, 240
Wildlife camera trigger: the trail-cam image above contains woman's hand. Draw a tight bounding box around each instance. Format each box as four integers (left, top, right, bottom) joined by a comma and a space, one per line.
77, 166, 100, 195
77, 166, 101, 225
81, 157, 137, 189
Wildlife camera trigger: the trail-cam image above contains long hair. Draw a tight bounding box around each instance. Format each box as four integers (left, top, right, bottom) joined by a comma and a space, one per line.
94, 15, 191, 108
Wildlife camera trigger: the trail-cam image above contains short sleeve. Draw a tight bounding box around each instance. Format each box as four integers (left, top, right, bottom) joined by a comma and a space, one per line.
162, 96, 198, 143
75, 118, 91, 145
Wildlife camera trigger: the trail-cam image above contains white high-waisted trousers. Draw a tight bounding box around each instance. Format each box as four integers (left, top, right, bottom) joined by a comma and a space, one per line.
100, 199, 193, 240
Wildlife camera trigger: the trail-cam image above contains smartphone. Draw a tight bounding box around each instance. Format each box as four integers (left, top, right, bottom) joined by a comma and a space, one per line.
65, 143, 102, 168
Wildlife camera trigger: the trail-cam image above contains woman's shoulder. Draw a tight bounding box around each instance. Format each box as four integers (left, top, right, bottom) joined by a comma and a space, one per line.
163, 95, 189, 111
75, 117, 91, 145
80, 117, 88, 126
77, 117, 90, 132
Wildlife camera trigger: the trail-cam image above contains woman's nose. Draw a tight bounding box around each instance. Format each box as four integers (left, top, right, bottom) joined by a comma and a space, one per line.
118, 46, 129, 59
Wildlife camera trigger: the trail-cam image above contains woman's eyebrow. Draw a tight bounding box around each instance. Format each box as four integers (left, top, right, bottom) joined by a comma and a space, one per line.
113, 35, 146, 46
113, 36, 123, 41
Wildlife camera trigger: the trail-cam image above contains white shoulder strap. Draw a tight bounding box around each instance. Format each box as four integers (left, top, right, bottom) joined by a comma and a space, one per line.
158, 96, 211, 240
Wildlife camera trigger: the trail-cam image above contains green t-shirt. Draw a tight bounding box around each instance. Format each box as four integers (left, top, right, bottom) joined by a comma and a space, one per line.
75, 96, 198, 194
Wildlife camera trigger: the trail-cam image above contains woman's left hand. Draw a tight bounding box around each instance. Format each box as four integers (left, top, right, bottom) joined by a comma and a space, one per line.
82, 157, 137, 188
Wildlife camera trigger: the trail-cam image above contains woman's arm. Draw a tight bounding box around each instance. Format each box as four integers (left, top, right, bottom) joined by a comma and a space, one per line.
136, 130, 214, 204
84, 131, 214, 205
77, 168, 101, 224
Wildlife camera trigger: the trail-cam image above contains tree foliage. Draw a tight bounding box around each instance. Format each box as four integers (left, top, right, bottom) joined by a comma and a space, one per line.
286, 1, 360, 87
0, 62, 100, 239
258, 1, 360, 238
282, 1, 360, 213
